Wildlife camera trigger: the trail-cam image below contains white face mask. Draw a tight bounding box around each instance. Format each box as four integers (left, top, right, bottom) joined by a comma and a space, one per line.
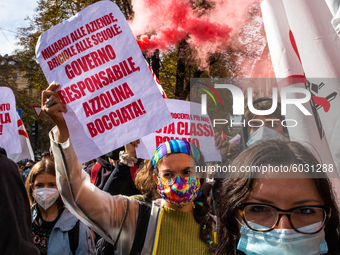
246, 126, 281, 147
237, 222, 328, 255
33, 188, 60, 210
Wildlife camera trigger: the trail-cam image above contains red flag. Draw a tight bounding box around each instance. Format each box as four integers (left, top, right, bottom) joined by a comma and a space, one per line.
221, 130, 226, 139
8, 113, 34, 162
261, 0, 339, 177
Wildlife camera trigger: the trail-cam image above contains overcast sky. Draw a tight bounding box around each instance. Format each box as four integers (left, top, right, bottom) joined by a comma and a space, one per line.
0, 0, 38, 56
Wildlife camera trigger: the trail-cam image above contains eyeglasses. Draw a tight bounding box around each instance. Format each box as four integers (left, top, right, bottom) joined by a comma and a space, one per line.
237, 203, 331, 234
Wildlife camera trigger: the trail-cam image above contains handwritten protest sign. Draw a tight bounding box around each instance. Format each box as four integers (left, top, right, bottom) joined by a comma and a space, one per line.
36, 1, 172, 163
0, 87, 21, 154
136, 100, 222, 162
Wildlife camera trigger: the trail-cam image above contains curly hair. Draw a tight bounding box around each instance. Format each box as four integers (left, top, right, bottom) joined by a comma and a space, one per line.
135, 153, 216, 251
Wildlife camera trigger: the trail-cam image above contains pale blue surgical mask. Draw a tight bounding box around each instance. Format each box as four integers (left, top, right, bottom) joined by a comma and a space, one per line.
237, 221, 328, 255
246, 126, 281, 147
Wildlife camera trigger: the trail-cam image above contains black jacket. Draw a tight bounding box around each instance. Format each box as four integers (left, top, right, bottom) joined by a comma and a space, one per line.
103, 160, 142, 196
0, 154, 39, 254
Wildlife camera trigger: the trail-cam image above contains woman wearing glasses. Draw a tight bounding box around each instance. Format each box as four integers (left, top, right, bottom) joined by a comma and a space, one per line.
215, 139, 340, 255
42, 83, 215, 254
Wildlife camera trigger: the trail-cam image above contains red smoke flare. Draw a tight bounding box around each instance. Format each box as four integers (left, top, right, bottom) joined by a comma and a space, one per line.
131, 0, 234, 52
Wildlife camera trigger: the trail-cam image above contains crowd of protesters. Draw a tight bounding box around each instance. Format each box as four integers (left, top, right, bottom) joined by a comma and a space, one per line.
0, 86, 339, 255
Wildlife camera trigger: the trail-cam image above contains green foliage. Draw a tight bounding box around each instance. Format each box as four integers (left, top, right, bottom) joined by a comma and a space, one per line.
13, 0, 264, 151
13, 0, 136, 153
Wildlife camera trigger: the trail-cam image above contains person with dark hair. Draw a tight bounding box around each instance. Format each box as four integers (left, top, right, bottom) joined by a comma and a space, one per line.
24, 159, 35, 176
25, 158, 95, 255
0, 147, 7, 156
0, 150, 39, 254
41, 151, 50, 160
42, 83, 216, 254
102, 140, 142, 196
85, 146, 124, 190
215, 138, 340, 255
211, 98, 289, 217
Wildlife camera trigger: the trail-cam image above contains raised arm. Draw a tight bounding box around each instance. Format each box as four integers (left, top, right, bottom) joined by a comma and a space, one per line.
42, 84, 139, 253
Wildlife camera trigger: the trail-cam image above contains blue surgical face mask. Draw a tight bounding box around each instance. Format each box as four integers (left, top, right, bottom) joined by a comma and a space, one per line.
246, 126, 281, 147
237, 221, 328, 255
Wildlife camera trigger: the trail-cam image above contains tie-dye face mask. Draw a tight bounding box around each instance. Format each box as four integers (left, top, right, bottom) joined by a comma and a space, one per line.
157, 176, 201, 208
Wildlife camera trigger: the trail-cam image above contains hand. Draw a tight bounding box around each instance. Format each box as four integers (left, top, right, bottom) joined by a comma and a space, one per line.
41, 83, 69, 143
124, 140, 140, 157
214, 132, 229, 160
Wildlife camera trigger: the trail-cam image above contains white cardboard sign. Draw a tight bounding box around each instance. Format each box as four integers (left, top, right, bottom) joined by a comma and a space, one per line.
36, 1, 172, 163
136, 99, 222, 162
0, 87, 21, 155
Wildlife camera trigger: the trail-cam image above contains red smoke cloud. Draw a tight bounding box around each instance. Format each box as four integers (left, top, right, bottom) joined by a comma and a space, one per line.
130, 0, 264, 73
130, 0, 247, 52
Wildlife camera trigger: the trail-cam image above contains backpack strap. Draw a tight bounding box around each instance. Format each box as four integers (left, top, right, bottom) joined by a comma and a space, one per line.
90, 162, 101, 184
129, 201, 151, 255
112, 197, 130, 249
140, 199, 165, 255
68, 220, 80, 255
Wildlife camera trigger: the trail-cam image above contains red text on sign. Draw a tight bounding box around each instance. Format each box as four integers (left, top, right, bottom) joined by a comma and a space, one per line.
64, 44, 116, 79
58, 56, 140, 104
86, 99, 146, 138
155, 136, 200, 149
83, 82, 134, 117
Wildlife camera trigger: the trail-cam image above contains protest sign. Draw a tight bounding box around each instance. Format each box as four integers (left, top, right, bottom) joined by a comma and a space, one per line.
0, 87, 21, 154
36, 0, 172, 163
136, 99, 222, 162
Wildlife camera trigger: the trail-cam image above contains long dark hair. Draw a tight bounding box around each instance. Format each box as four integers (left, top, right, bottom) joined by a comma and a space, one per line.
215, 138, 340, 255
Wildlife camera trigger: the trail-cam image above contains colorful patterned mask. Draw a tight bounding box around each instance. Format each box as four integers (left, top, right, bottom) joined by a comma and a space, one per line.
157, 176, 201, 208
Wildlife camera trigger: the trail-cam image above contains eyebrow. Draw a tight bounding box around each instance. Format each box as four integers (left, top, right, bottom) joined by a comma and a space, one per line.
159, 169, 175, 173
291, 199, 323, 206
159, 167, 193, 173
249, 121, 262, 125
246, 197, 323, 206
34, 182, 56, 185
247, 197, 274, 204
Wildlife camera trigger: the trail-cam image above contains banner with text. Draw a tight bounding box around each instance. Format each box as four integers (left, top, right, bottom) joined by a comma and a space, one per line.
136, 100, 221, 162
0, 87, 21, 155
36, 0, 172, 163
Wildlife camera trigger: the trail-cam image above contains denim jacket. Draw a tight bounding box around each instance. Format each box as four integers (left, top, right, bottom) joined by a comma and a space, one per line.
31, 204, 96, 255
